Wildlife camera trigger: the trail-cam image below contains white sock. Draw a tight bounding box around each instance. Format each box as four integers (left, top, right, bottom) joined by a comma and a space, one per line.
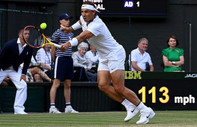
137, 102, 148, 111
121, 99, 136, 110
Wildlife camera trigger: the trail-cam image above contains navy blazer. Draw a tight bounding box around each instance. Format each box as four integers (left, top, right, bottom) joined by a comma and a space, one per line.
0, 38, 33, 75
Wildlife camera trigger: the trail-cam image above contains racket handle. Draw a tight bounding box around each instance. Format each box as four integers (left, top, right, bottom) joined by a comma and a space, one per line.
53, 43, 62, 48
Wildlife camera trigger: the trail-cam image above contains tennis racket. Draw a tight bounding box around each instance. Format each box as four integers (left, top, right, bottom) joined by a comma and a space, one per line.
22, 25, 62, 48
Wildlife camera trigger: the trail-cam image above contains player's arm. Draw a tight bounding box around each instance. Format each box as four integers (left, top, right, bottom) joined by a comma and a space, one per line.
60, 30, 94, 50
60, 25, 73, 33
76, 30, 94, 43
61, 20, 82, 33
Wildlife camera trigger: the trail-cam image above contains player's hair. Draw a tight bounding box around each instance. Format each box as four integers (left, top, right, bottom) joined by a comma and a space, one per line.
82, 1, 98, 15
167, 35, 179, 47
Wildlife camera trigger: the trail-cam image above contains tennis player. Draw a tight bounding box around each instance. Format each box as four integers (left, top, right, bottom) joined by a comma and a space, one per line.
60, 1, 155, 124
0, 28, 33, 114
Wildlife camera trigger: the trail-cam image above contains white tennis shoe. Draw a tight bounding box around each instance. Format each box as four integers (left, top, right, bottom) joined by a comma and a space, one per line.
65, 107, 79, 113
136, 107, 155, 124
124, 105, 139, 122
49, 107, 61, 114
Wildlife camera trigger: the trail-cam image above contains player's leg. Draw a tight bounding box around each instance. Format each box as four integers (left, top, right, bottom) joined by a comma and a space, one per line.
8, 69, 27, 114
98, 70, 139, 121
111, 70, 140, 105
111, 70, 155, 124
101, 48, 139, 121
98, 70, 123, 103
64, 79, 78, 113
110, 70, 140, 121
98, 60, 138, 120
109, 48, 154, 124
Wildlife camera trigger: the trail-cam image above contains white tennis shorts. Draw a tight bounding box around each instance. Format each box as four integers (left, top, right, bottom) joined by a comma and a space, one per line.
98, 47, 126, 73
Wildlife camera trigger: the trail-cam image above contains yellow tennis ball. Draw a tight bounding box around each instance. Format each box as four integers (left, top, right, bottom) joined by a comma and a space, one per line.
40, 23, 47, 29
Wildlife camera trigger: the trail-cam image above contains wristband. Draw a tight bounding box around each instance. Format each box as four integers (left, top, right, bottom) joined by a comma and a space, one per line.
72, 21, 81, 30
69, 38, 78, 47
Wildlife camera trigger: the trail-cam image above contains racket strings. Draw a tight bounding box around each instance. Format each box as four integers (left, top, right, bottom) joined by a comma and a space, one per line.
24, 27, 43, 48
41, 37, 46, 47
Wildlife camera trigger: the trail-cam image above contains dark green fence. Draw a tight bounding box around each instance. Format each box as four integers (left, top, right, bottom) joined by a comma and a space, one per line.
0, 8, 53, 50
0, 82, 121, 113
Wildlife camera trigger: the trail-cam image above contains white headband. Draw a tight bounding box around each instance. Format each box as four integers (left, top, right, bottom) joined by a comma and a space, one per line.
81, 4, 99, 12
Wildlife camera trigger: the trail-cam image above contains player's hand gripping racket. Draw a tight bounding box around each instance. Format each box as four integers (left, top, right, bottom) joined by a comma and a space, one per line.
22, 25, 62, 48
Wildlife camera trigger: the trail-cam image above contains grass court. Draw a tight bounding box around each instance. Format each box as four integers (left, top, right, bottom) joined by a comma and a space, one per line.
0, 110, 197, 127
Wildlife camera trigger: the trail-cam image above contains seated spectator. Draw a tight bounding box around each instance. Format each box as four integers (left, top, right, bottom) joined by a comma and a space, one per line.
162, 35, 184, 72
85, 45, 99, 73
129, 37, 154, 71
21, 56, 51, 82
36, 43, 53, 79
72, 42, 97, 82
30, 67, 51, 82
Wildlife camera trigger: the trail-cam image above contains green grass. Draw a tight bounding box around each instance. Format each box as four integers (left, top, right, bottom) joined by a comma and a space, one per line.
0, 111, 197, 127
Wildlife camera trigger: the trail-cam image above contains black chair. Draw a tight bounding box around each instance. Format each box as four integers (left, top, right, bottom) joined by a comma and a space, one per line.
72, 67, 89, 81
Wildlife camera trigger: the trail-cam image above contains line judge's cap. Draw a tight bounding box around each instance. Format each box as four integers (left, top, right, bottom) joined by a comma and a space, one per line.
58, 13, 73, 20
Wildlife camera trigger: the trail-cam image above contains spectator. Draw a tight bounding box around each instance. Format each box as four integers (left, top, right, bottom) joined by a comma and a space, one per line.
21, 56, 51, 82
72, 42, 97, 81
162, 35, 184, 72
129, 38, 154, 72
35, 41, 53, 78
28, 56, 52, 82
49, 13, 78, 113
0, 27, 33, 114
86, 45, 99, 73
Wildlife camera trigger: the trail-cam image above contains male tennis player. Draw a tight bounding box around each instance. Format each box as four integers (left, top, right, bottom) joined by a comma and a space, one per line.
60, 1, 155, 124
0, 28, 33, 114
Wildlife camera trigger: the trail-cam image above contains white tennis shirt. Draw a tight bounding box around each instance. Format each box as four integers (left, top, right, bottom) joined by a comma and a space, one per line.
80, 15, 122, 58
